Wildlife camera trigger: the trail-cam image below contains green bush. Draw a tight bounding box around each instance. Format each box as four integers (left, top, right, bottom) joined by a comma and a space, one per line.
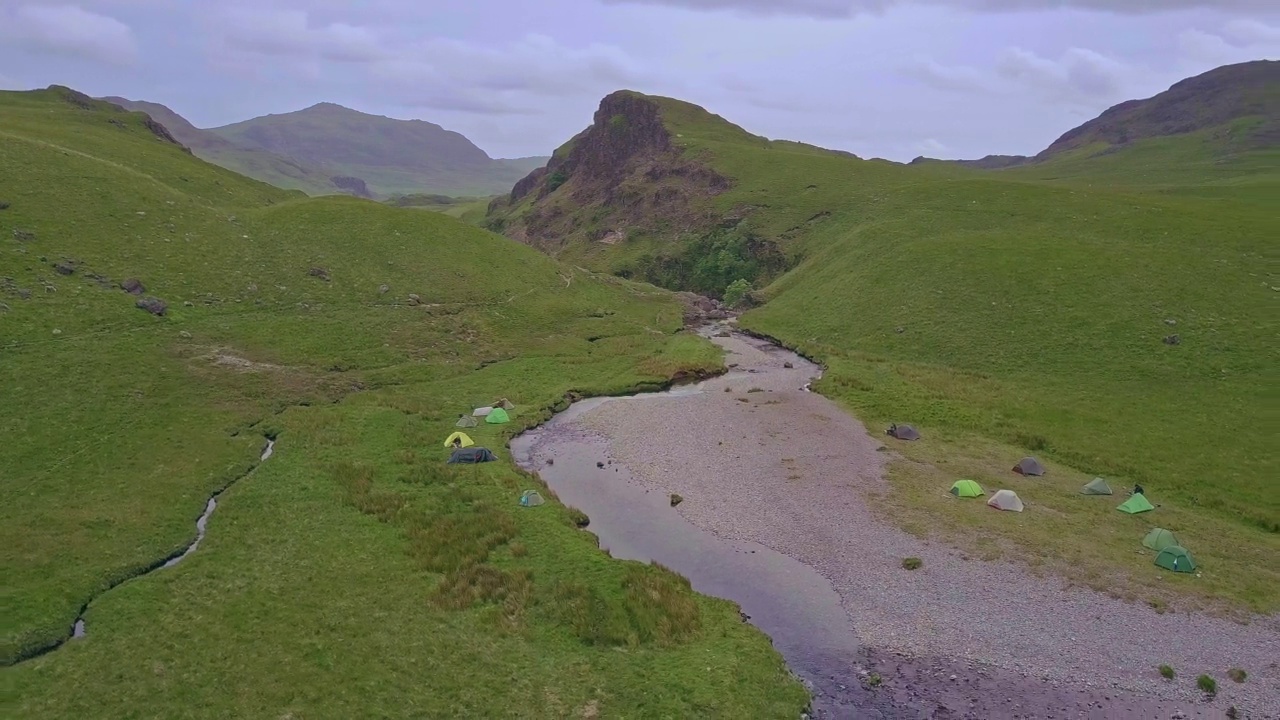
1196, 674, 1217, 695
1227, 668, 1247, 683
1158, 664, 1175, 680
902, 557, 923, 570
723, 278, 752, 307
546, 170, 569, 192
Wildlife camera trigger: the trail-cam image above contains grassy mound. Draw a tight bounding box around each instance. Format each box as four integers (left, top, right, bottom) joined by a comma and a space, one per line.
492, 76, 1279, 613
0, 87, 806, 717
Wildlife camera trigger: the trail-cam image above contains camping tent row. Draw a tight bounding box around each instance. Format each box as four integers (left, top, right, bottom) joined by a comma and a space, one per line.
949, 480, 1024, 512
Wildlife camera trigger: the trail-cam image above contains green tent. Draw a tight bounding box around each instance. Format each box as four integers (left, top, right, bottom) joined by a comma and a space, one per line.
519, 490, 545, 507
1142, 528, 1178, 552
1117, 494, 1154, 514
1081, 478, 1113, 495
949, 480, 984, 498
1154, 545, 1196, 573
485, 407, 511, 424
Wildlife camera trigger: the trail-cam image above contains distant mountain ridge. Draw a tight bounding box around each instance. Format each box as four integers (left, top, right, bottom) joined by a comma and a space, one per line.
99, 97, 546, 198
910, 59, 1278, 168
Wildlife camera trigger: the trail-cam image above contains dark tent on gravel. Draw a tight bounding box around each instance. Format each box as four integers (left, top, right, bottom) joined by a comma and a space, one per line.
448, 447, 497, 464
1012, 457, 1046, 476
886, 423, 921, 441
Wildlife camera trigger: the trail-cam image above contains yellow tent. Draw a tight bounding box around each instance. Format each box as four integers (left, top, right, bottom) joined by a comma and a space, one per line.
444, 432, 474, 448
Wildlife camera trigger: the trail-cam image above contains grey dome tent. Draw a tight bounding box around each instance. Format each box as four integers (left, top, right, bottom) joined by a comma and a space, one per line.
1013, 457, 1045, 476
1081, 477, 1112, 495
448, 447, 497, 464
455, 415, 479, 428
472, 406, 494, 417
886, 423, 921, 441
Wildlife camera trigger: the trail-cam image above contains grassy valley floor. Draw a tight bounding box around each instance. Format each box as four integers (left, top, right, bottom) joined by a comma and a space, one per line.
1, 87, 807, 718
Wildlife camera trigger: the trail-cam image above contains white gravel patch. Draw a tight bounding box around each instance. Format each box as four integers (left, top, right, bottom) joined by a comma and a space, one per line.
570, 331, 1280, 718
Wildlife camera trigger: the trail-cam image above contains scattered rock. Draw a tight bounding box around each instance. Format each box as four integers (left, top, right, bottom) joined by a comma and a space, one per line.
0, 201, 9, 210
12, 228, 36, 242
308, 267, 330, 281
596, 461, 605, 469
135, 297, 167, 316
783, 361, 794, 368
53, 261, 76, 276
670, 493, 684, 507
120, 278, 145, 295
895, 326, 905, 334
0, 302, 8, 312
545, 458, 554, 466
17, 288, 31, 299
378, 284, 390, 295
1164, 319, 1177, 326
246, 283, 258, 293
707, 309, 729, 320
183, 301, 194, 307
713, 330, 730, 337
52, 328, 62, 335
178, 331, 192, 339
407, 293, 421, 306
1163, 334, 1181, 346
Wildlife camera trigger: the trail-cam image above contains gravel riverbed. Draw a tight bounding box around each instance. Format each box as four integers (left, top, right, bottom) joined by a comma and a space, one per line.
550, 329, 1279, 719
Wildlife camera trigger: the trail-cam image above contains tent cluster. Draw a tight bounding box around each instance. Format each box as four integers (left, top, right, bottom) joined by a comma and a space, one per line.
948, 480, 1024, 512
443, 399, 520, 464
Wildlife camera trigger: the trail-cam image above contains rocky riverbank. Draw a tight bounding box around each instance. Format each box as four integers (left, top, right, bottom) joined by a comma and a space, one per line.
521, 325, 1278, 719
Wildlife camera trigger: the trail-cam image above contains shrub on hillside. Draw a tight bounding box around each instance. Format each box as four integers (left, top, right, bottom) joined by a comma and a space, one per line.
723, 278, 752, 307
1159, 664, 1175, 680
1197, 674, 1217, 695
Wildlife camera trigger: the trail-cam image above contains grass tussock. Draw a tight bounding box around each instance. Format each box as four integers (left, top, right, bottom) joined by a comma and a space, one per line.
1197, 674, 1217, 695
902, 557, 923, 570
1227, 668, 1247, 683
1159, 664, 1175, 680
549, 563, 701, 647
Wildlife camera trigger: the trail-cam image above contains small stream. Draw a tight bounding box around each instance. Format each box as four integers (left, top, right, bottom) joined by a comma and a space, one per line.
510, 327, 870, 717
65, 437, 276, 644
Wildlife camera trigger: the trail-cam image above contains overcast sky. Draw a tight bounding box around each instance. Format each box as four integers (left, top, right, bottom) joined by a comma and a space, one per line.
1, 1, 1277, 161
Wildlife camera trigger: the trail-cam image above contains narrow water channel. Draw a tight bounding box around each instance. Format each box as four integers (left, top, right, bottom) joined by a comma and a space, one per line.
510, 328, 869, 717
67, 437, 276, 642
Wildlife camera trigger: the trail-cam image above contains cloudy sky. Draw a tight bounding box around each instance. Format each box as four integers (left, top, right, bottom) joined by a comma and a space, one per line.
1, 1, 1277, 161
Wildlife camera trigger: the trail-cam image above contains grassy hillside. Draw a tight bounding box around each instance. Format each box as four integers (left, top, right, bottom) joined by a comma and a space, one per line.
489, 76, 1279, 613
211, 103, 549, 198
100, 96, 357, 196
387, 193, 495, 224
0, 86, 806, 718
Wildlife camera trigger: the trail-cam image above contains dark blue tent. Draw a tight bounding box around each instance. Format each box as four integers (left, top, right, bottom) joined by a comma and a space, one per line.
448, 447, 497, 464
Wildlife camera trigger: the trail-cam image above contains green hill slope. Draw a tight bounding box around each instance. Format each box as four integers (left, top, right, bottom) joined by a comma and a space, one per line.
100, 96, 359, 196
211, 102, 549, 198
911, 60, 1280, 195
488, 72, 1280, 612
0, 86, 805, 718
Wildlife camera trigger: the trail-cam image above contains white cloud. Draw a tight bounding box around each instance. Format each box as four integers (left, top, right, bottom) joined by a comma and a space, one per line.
0, 4, 139, 66
996, 46, 1132, 105
212, 8, 385, 63
601, 0, 1277, 18
902, 56, 997, 93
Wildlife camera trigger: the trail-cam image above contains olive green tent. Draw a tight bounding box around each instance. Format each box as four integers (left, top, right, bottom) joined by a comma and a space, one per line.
1154, 546, 1196, 573
485, 407, 511, 424
1081, 478, 1113, 495
455, 415, 478, 428
1117, 494, 1154, 514
1142, 528, 1178, 552
949, 480, 984, 498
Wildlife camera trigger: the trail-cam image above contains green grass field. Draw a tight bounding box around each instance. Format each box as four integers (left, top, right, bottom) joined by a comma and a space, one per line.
494, 89, 1279, 614
0, 87, 807, 717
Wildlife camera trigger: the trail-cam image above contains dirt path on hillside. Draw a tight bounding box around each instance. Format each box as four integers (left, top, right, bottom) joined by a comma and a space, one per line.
525, 326, 1279, 719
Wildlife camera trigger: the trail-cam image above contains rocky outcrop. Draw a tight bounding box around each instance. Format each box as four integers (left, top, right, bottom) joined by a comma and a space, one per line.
330, 176, 371, 198
489, 91, 733, 253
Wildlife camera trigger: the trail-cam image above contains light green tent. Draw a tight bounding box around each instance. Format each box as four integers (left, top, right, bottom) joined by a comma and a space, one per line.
519, 490, 545, 507
485, 407, 511, 424
949, 480, 984, 498
1154, 545, 1196, 573
1117, 494, 1154, 514
1142, 528, 1178, 552
1082, 478, 1113, 495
